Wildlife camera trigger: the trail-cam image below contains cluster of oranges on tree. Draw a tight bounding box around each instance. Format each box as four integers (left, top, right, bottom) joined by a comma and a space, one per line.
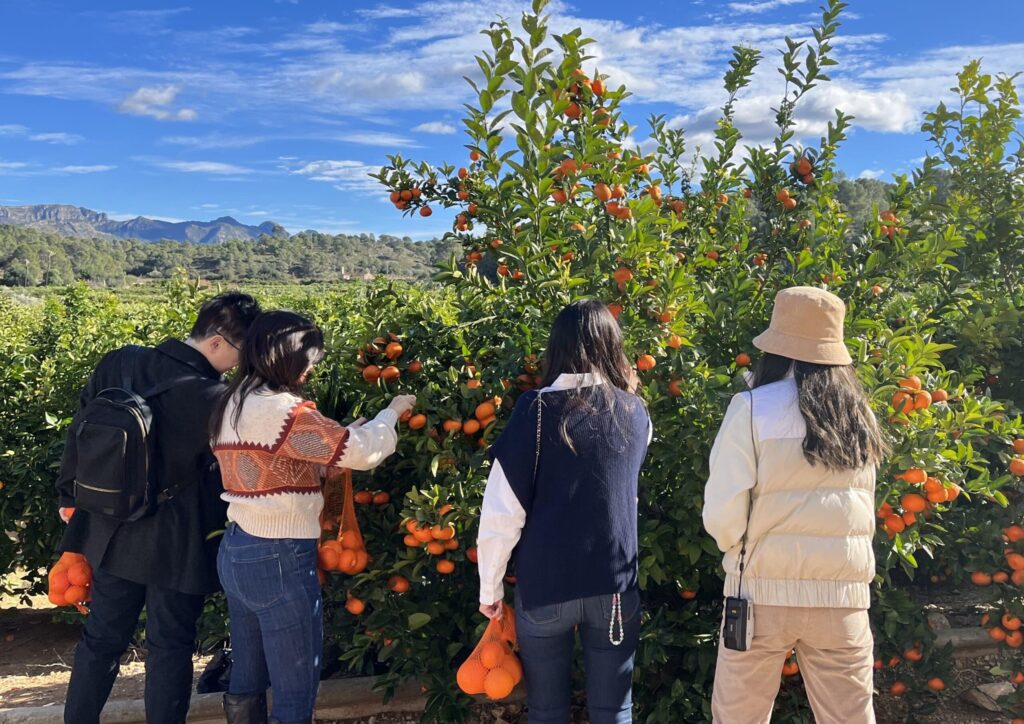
402, 504, 460, 576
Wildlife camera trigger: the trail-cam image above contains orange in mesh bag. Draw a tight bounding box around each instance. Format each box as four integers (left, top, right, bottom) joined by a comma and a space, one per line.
317, 468, 369, 575
48, 551, 92, 613
457, 603, 522, 700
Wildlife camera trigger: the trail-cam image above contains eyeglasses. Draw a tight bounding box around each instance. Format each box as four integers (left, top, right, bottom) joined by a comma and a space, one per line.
216, 330, 241, 351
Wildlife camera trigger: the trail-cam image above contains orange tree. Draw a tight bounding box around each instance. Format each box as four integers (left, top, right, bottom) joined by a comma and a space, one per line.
329, 0, 1024, 721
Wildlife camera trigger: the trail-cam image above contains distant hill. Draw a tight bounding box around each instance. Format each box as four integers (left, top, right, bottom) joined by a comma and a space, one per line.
0, 205, 284, 244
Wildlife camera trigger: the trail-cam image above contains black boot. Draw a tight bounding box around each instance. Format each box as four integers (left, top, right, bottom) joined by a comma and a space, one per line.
223, 692, 268, 724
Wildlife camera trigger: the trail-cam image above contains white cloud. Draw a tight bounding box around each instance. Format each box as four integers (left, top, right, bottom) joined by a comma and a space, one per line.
412, 121, 457, 134
340, 131, 421, 147
156, 160, 253, 174
0, 161, 29, 171
858, 168, 886, 180
287, 158, 381, 193
0, 124, 28, 136
161, 133, 269, 149
30, 132, 84, 145
55, 164, 115, 174
118, 85, 198, 121
727, 0, 808, 14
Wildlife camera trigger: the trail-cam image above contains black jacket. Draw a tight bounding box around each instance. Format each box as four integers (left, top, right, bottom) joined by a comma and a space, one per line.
56, 339, 229, 595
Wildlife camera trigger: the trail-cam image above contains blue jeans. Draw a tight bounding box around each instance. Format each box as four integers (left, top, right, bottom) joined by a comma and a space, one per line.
217, 523, 322, 724
515, 589, 641, 724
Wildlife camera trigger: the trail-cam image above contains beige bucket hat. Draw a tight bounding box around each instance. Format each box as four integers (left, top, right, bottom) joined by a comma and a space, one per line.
752, 286, 853, 365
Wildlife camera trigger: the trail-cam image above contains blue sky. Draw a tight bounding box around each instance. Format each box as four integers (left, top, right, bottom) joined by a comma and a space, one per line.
1, 0, 1022, 238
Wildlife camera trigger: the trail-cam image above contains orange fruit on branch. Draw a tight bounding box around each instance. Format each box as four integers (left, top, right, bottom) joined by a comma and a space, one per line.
636, 355, 656, 371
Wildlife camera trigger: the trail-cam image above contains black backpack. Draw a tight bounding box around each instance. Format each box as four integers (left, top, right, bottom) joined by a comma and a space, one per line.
72, 346, 195, 521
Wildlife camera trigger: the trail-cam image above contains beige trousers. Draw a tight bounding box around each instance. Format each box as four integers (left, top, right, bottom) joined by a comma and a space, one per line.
711, 605, 875, 724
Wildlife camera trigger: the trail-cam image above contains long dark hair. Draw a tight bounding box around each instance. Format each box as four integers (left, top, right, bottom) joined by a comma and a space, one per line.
751, 352, 887, 470
210, 311, 325, 440
540, 300, 636, 451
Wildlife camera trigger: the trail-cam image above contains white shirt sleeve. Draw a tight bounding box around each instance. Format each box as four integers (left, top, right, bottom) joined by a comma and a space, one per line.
335, 408, 399, 471
702, 393, 756, 553
477, 459, 526, 605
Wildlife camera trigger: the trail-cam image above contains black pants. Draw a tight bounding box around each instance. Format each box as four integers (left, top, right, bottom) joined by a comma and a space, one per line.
64, 567, 206, 724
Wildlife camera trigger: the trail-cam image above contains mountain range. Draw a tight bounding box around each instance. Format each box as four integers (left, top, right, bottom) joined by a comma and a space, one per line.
0, 204, 285, 244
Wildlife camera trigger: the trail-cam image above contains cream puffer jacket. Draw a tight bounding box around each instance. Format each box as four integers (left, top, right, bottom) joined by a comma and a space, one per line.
702, 377, 876, 609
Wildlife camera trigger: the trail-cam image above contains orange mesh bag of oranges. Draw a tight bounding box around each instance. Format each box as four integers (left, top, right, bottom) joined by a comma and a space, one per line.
48, 551, 93, 613
317, 469, 369, 576
457, 603, 522, 700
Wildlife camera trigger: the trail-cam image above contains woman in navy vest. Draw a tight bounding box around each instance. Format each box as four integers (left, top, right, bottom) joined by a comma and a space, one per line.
477, 299, 652, 724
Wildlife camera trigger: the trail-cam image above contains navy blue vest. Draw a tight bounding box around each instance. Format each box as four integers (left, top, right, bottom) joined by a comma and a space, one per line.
489, 385, 650, 608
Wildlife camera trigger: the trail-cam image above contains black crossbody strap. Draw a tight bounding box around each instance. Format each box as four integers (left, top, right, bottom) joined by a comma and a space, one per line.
736, 391, 759, 599
532, 393, 543, 484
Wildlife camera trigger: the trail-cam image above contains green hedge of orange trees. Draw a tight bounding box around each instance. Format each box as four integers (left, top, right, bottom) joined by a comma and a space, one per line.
2, 1, 1024, 721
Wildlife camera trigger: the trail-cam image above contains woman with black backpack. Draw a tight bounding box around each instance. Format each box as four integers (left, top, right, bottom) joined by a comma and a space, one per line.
476, 299, 652, 723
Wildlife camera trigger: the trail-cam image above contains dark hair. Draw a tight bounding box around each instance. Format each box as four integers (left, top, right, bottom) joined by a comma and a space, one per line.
190, 292, 261, 347
540, 300, 636, 452
751, 352, 888, 470
210, 311, 325, 440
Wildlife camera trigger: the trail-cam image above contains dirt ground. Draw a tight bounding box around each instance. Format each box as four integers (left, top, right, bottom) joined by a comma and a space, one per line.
0, 589, 213, 711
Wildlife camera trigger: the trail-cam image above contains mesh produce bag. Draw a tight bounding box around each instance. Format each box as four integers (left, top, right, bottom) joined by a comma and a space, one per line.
48, 551, 92, 614
457, 603, 522, 700
317, 468, 368, 575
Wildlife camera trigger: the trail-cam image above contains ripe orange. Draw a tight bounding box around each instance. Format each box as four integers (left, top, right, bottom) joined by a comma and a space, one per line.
345, 596, 365, 615
776, 189, 790, 203
408, 414, 427, 430
590, 78, 605, 95
388, 575, 410, 593
457, 659, 488, 695
338, 549, 358, 573
480, 641, 506, 669
444, 538, 460, 551
613, 266, 633, 285
1013, 671, 1024, 685
475, 402, 496, 421
904, 647, 923, 662
443, 419, 463, 434
564, 102, 581, 119
667, 334, 683, 349
403, 534, 419, 548
458, 167, 469, 179
944, 482, 961, 501
735, 353, 751, 368
67, 563, 91, 587
340, 530, 361, 550
354, 490, 373, 505
901, 511, 916, 526
877, 502, 894, 519
972, 571, 993, 586
385, 342, 403, 360
50, 569, 70, 593
466, 547, 478, 564
381, 366, 400, 382
891, 391, 915, 415
889, 681, 907, 696
502, 655, 523, 684
796, 157, 813, 176
1004, 614, 1022, 630
637, 354, 656, 371
888, 655, 901, 668
995, 571, 1011, 584
1009, 631, 1024, 648
436, 559, 455, 574
484, 666, 516, 700
594, 183, 612, 202
668, 379, 683, 397
900, 468, 928, 485
1013, 569, 1024, 586
990, 626, 1008, 641
1012, 439, 1024, 455
413, 526, 434, 543
680, 589, 697, 600
1007, 553, 1024, 571
932, 388, 948, 402
362, 365, 381, 383
899, 375, 923, 391
64, 585, 88, 604
432, 524, 456, 540
901, 494, 927, 513
926, 678, 945, 691
1011, 458, 1024, 477
1007, 525, 1024, 542
782, 660, 799, 676
914, 390, 932, 410
883, 514, 906, 534
419, 206, 432, 217
389, 190, 400, 203
373, 491, 390, 505
783, 197, 798, 210
400, 189, 413, 202
462, 419, 481, 435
